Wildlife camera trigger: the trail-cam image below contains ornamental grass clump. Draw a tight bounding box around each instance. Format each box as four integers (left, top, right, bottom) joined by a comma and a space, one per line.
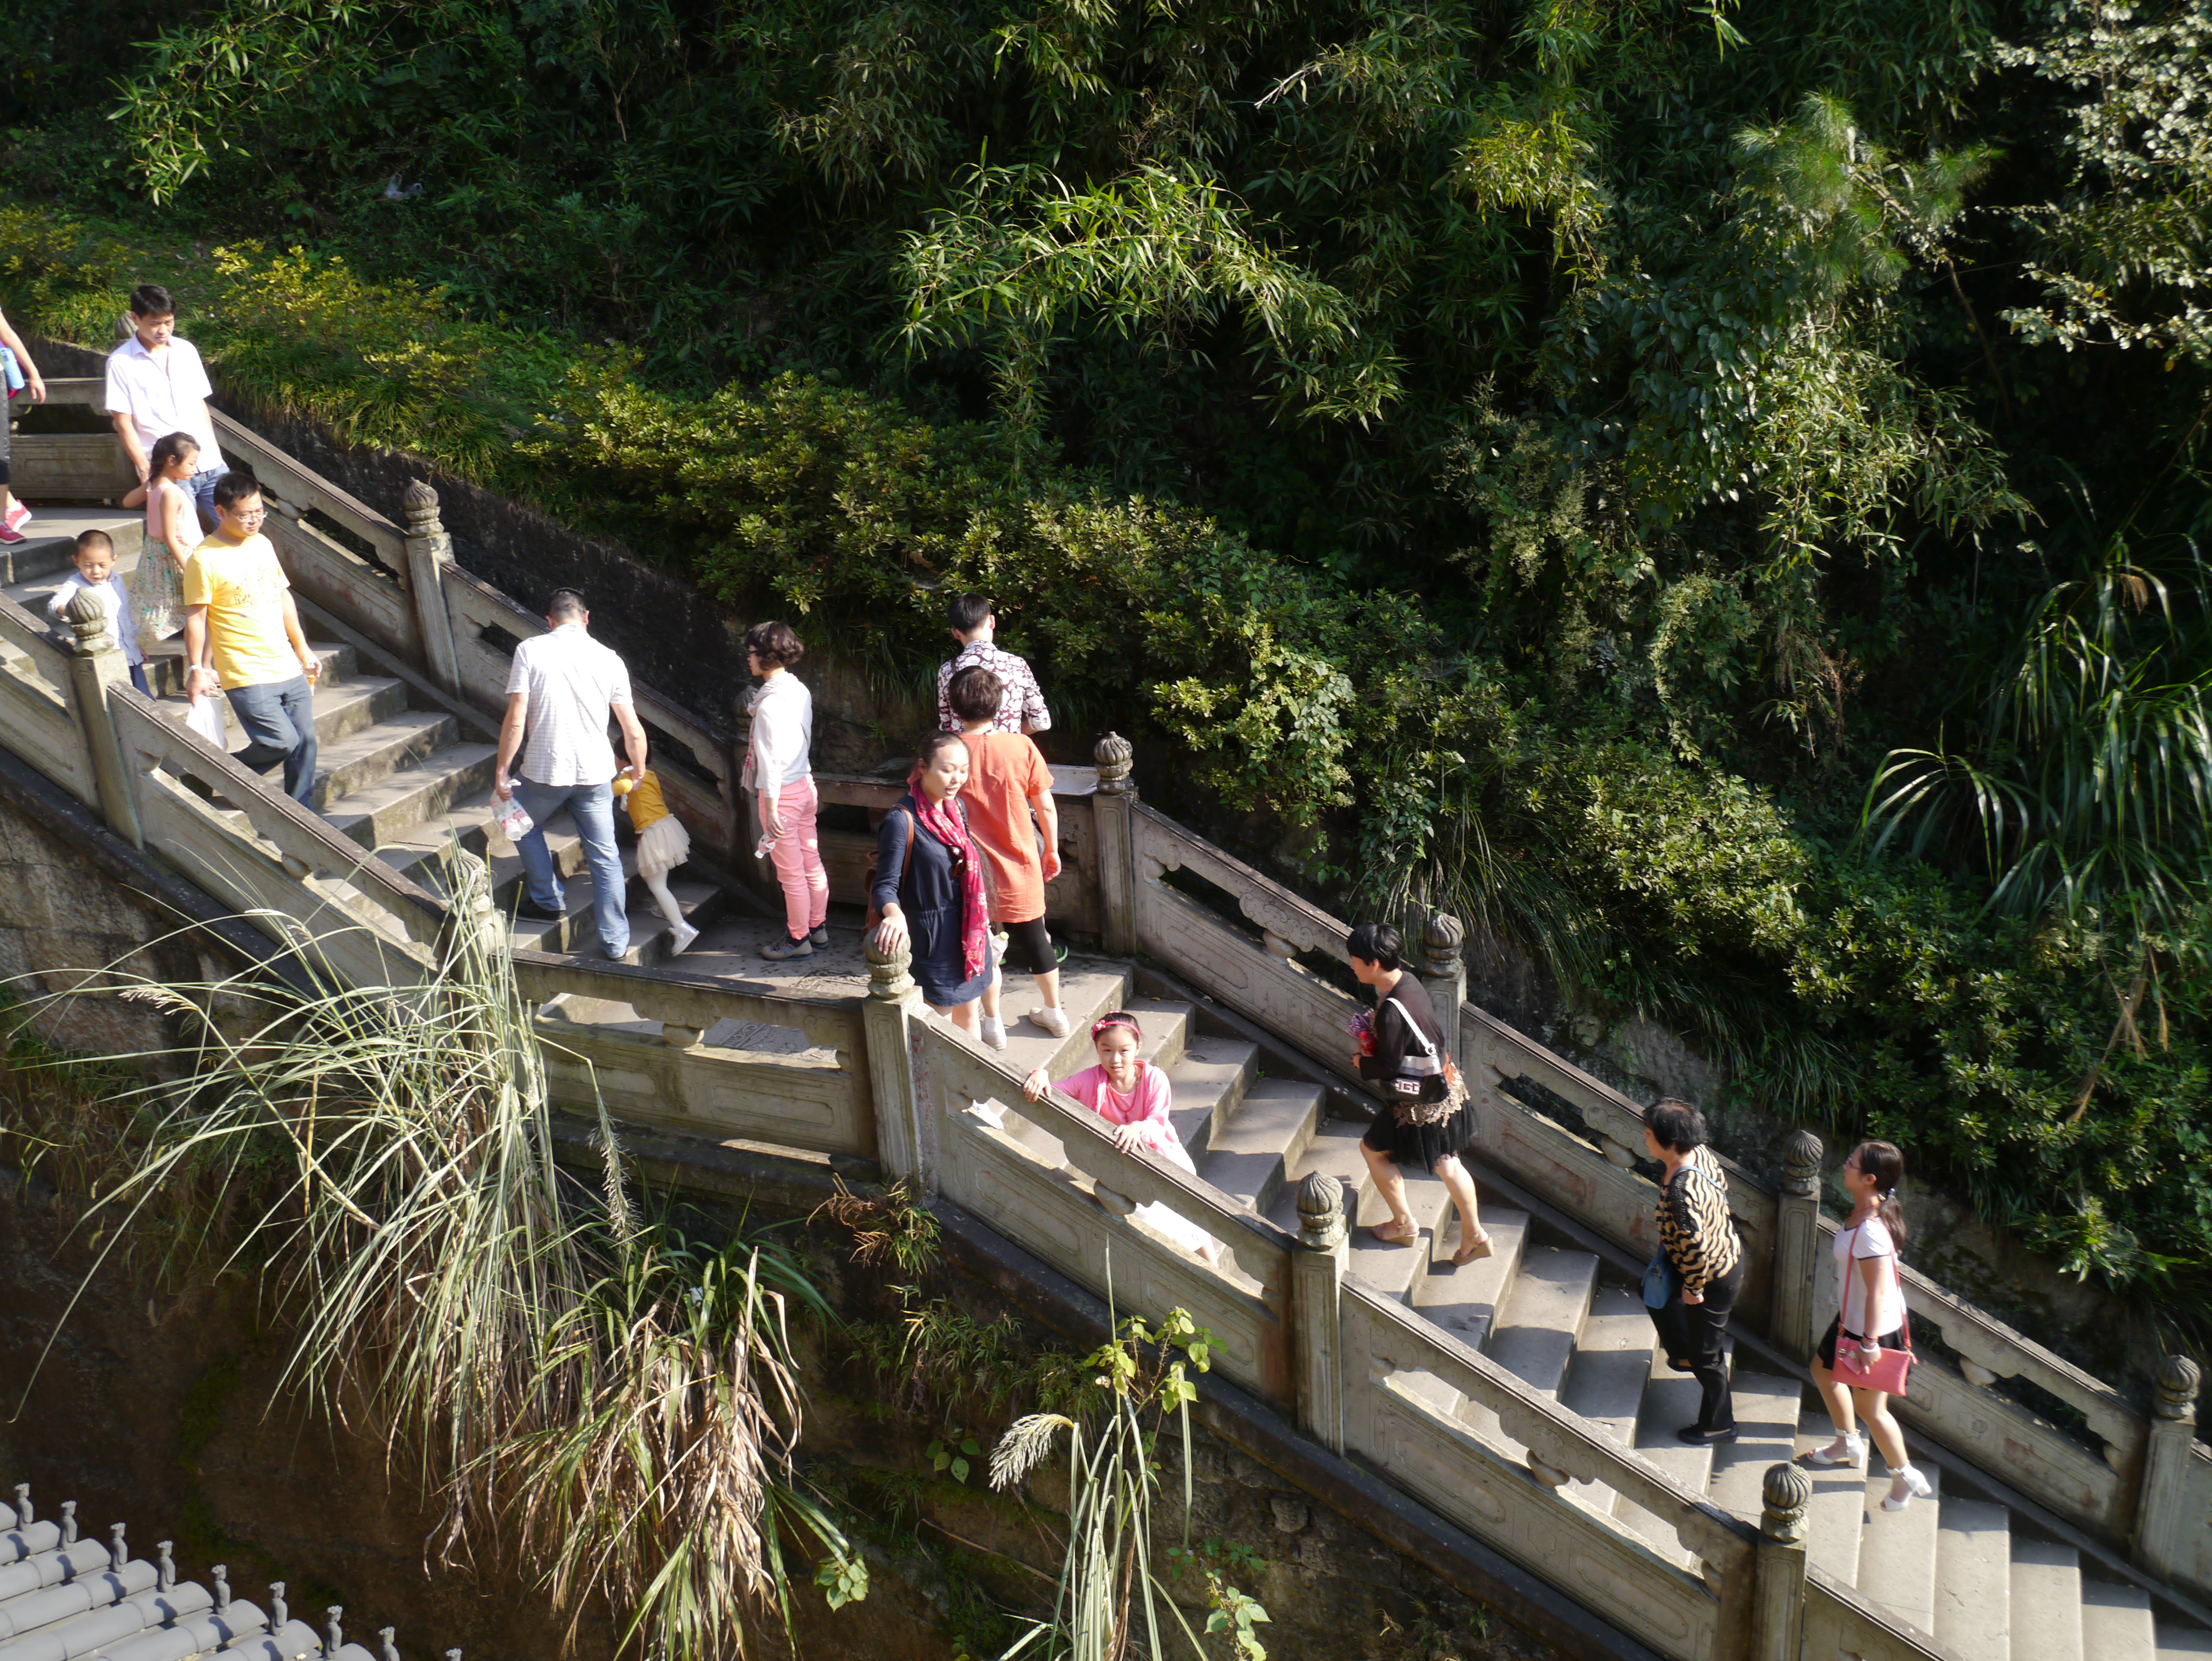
8, 846, 860, 1656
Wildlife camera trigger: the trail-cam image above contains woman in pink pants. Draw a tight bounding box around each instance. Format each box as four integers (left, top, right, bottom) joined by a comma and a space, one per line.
743, 620, 830, 958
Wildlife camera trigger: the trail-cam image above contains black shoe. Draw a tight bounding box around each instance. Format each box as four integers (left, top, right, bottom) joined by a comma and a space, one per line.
1676, 1424, 1738, 1446
514, 897, 565, 922
1665, 1356, 1695, 1373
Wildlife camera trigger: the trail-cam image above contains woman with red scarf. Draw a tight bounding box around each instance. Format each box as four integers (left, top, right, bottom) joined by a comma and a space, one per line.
868, 732, 993, 1028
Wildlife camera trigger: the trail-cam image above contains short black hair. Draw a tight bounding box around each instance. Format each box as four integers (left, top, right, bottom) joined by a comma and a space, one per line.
546, 588, 588, 622
1346, 921, 1403, 971
948, 592, 992, 634
130, 283, 177, 318
1645, 1098, 1708, 1155
211, 471, 262, 511
73, 529, 115, 558
948, 663, 1001, 724
745, 619, 803, 669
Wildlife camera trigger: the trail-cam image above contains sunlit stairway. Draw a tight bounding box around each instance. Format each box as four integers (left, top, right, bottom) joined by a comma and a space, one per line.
0, 539, 732, 966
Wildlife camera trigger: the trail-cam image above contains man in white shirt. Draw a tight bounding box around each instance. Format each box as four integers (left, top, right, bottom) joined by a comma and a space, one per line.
104, 284, 229, 530
493, 588, 650, 959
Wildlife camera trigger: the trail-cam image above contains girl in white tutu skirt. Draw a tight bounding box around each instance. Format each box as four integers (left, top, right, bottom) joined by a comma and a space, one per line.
619, 769, 699, 954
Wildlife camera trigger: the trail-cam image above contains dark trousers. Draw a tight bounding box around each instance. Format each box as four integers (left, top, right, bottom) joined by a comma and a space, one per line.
226, 673, 318, 805
1651, 1257, 1744, 1433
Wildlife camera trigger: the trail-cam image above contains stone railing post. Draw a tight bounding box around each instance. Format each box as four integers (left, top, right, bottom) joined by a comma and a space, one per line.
1752, 1463, 1810, 1661
1291, 1172, 1350, 1455
63, 589, 144, 848
1092, 733, 1138, 958
400, 480, 462, 699
1418, 911, 1465, 1064
2133, 1354, 2202, 1581
862, 934, 930, 1190
1770, 1129, 1824, 1364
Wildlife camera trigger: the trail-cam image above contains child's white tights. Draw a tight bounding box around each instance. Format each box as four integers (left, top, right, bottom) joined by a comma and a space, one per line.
643, 872, 698, 951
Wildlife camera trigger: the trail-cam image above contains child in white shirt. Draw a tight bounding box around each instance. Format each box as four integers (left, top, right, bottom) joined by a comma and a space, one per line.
48, 530, 151, 695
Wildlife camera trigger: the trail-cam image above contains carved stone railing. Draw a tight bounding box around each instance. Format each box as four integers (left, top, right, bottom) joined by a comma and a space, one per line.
1083, 744, 2208, 1592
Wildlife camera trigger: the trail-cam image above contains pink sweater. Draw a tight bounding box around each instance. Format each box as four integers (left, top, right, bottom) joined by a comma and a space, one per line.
1055, 1062, 1180, 1156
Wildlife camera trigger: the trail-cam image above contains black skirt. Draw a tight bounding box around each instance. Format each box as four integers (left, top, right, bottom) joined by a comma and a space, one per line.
1360, 1093, 1477, 1173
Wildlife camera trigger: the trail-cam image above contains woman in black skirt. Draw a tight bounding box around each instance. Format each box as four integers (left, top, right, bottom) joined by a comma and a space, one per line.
1349, 922, 1492, 1263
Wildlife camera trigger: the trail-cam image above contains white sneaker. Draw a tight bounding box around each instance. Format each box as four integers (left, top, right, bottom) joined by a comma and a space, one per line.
1882, 1465, 1933, 1511
979, 1015, 1007, 1050
1807, 1433, 1867, 1468
667, 922, 699, 955
1028, 1005, 1071, 1038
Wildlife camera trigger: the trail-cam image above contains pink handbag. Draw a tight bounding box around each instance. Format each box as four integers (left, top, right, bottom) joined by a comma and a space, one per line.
1834, 1234, 1916, 1397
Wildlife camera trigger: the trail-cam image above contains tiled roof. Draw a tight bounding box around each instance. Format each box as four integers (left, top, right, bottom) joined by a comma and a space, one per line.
0, 1484, 453, 1661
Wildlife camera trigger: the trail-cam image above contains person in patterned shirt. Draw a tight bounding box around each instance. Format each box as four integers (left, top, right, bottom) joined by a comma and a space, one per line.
936, 593, 1051, 735
1644, 1098, 1744, 1446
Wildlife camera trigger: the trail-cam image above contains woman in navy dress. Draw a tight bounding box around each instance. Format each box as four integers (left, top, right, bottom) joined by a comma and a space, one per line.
868, 731, 992, 1029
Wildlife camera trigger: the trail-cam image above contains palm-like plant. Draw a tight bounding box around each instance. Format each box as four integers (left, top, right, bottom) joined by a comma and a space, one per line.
1862, 545, 2212, 1104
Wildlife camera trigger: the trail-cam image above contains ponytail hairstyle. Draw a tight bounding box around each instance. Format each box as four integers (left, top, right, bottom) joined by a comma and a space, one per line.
1849, 1140, 1909, 1250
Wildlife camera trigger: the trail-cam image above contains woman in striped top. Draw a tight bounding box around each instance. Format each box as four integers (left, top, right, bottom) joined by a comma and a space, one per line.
1645, 1099, 1745, 1445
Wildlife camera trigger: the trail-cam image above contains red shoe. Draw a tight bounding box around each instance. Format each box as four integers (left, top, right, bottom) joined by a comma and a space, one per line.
1, 500, 28, 532
0, 526, 25, 546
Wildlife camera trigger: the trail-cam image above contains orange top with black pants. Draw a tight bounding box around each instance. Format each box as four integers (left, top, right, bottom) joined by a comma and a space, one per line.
959, 729, 1056, 975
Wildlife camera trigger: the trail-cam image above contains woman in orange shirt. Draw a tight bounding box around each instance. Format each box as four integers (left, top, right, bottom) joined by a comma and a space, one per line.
948, 664, 1068, 1048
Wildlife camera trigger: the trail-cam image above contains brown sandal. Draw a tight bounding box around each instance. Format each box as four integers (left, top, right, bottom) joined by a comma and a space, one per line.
1450, 1231, 1495, 1266
1371, 1217, 1420, 1246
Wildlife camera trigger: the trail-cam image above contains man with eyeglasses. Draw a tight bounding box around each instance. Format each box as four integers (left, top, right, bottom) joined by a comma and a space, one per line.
181, 473, 322, 804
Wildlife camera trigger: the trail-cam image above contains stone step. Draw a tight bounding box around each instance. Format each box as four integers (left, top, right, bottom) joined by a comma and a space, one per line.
2157, 1624, 2212, 1661
2011, 1537, 2085, 1661
1859, 1461, 1944, 1637
1777, 1407, 1877, 1590
1411, 1207, 1531, 1353
151, 665, 399, 752
307, 710, 462, 809
1195, 1076, 1323, 1214
0, 504, 142, 585
987, 964, 1137, 1167
2080, 1581, 2157, 1661
508, 867, 726, 967
1935, 1498, 2014, 1661
1487, 1246, 1600, 1397
1267, 1120, 1450, 1303
1690, 1371, 1814, 1557
1164, 1033, 1259, 1156
1610, 1345, 1740, 1567
323, 744, 500, 846
1554, 1281, 1653, 1522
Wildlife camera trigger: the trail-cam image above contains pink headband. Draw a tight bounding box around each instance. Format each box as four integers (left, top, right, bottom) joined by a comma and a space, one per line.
1091, 1013, 1142, 1041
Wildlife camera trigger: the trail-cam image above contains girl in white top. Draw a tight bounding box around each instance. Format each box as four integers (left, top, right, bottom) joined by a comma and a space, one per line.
741, 620, 830, 959
1806, 1140, 1932, 1510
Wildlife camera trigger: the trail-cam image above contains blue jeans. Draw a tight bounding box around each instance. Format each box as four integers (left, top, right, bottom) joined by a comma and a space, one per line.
513, 777, 629, 958
225, 674, 317, 804
187, 463, 231, 531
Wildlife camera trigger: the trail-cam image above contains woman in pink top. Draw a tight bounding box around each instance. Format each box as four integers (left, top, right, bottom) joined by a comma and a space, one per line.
1024, 1010, 1218, 1264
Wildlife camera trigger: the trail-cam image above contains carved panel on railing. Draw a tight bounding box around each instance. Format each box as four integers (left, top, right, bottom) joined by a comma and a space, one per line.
1802, 1573, 1949, 1661
0, 602, 99, 808
267, 513, 421, 664
1339, 1286, 1756, 1661
937, 1102, 1290, 1405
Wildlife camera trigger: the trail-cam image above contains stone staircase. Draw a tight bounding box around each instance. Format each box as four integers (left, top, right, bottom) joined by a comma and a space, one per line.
4, 371, 2207, 1661
1, 533, 735, 967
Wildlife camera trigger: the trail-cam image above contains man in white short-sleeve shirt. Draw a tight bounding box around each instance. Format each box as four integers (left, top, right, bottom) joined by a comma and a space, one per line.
104, 283, 229, 529
493, 588, 650, 959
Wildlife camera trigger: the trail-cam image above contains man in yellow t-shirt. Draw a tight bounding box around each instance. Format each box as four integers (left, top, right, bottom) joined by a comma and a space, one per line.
181, 474, 322, 804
